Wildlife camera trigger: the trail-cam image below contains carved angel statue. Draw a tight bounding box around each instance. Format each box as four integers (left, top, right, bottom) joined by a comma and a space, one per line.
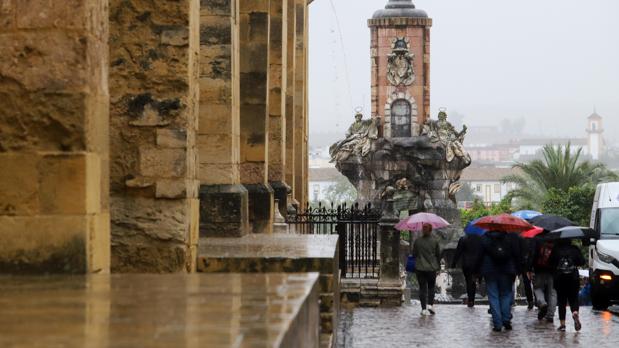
422, 109, 470, 164
330, 112, 380, 163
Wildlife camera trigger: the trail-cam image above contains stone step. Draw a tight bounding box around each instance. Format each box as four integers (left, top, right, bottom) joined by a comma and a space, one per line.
0, 273, 321, 348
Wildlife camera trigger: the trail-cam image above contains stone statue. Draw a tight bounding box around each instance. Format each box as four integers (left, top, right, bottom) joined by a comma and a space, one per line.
329, 112, 379, 163
386, 37, 415, 86
422, 109, 470, 164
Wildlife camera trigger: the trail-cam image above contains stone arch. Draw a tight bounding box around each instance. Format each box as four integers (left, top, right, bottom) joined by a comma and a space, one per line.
383, 91, 419, 138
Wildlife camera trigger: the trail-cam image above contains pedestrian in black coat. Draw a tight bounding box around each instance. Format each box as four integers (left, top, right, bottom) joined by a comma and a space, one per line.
451, 234, 482, 307
549, 239, 586, 332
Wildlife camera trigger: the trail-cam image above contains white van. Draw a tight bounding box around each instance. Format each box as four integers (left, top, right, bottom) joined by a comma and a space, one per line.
589, 182, 619, 309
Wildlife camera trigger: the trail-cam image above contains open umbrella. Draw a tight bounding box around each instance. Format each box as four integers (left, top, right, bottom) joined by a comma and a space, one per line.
395, 212, 450, 232
520, 226, 544, 239
512, 210, 542, 221
464, 218, 487, 236
545, 226, 594, 240
529, 214, 576, 232
474, 214, 533, 233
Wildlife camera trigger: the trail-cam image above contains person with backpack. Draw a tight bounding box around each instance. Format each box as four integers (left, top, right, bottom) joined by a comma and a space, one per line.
532, 239, 557, 322
476, 230, 522, 332
412, 223, 442, 316
451, 233, 483, 307
549, 239, 586, 331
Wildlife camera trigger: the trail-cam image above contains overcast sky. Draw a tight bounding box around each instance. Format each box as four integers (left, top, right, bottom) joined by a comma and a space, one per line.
308, 0, 619, 142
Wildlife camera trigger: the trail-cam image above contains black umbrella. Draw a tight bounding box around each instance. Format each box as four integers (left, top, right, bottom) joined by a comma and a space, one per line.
530, 214, 576, 232
545, 226, 594, 240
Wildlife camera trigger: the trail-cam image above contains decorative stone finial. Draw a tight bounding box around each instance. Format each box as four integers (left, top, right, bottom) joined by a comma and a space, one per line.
373, 0, 428, 19
385, 0, 415, 9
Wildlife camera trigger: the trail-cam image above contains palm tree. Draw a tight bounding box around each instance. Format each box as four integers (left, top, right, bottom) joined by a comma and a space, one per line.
503, 143, 618, 209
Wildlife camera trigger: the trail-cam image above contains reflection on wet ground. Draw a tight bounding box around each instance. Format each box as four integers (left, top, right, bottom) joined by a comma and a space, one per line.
338, 304, 619, 348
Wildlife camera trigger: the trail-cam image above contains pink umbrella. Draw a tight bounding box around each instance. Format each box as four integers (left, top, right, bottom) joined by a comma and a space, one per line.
395, 212, 450, 232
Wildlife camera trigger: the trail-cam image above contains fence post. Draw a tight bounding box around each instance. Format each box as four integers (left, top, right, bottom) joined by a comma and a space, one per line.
378, 197, 401, 287
336, 222, 347, 278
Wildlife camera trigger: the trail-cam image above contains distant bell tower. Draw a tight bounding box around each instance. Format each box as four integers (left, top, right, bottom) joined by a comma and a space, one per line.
586, 110, 604, 160
369, 0, 432, 138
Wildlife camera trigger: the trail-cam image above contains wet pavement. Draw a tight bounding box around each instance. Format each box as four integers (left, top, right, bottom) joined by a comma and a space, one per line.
338, 304, 619, 348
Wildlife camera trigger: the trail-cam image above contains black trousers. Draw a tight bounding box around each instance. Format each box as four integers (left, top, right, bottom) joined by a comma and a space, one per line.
554, 275, 580, 321
463, 270, 477, 304
416, 270, 437, 310
521, 273, 534, 304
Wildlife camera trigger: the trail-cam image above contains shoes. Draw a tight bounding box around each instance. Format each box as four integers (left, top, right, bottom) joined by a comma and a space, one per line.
527, 302, 534, 310
492, 327, 502, 332
503, 322, 513, 331
421, 309, 429, 316
545, 318, 554, 324
428, 305, 436, 315
467, 302, 475, 308
538, 304, 548, 320
573, 312, 582, 332
557, 325, 566, 332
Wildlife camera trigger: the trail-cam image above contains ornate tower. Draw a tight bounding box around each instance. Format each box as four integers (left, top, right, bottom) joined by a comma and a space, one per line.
369, 0, 432, 138
587, 111, 604, 160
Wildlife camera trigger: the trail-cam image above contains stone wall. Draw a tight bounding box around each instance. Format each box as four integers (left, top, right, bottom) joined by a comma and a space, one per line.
0, 0, 110, 273
109, 0, 200, 272
293, 0, 308, 208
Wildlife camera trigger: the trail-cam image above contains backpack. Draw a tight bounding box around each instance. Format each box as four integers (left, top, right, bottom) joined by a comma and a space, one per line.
556, 255, 577, 275
535, 242, 553, 269
487, 234, 511, 264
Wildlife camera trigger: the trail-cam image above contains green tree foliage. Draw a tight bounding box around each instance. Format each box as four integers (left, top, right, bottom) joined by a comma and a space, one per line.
503, 143, 618, 209
541, 186, 596, 226
460, 197, 513, 227
322, 176, 357, 206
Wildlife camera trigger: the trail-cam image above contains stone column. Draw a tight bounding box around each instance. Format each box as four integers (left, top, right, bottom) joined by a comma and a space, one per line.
0, 0, 110, 273
239, 0, 274, 234
268, 0, 289, 215
293, 0, 308, 208
284, 0, 297, 209
198, 0, 249, 238
378, 199, 401, 288
109, 0, 200, 272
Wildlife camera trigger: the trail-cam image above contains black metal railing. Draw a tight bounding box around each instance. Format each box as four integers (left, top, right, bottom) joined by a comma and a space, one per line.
287, 202, 381, 279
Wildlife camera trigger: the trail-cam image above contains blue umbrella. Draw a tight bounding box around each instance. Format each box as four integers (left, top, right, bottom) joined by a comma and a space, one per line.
464, 218, 487, 236
512, 210, 542, 221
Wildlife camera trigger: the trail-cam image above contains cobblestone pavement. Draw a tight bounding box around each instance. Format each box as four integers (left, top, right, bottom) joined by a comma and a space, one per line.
337, 304, 619, 348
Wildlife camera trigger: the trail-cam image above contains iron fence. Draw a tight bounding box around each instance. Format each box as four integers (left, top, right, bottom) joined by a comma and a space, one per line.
287, 202, 381, 279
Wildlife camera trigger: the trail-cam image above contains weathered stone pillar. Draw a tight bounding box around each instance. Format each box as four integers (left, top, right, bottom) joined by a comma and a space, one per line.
293, 0, 308, 208
0, 0, 110, 273
239, 0, 274, 234
198, 0, 249, 238
268, 0, 290, 215
378, 199, 401, 288
109, 0, 200, 272
284, 0, 297, 209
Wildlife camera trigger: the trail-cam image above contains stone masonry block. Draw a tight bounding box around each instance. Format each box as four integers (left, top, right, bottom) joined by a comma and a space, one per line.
38, 153, 101, 215
0, 153, 40, 216
197, 135, 235, 163
198, 104, 234, 135
0, 0, 15, 29
199, 184, 249, 238
156, 129, 187, 149
156, 179, 189, 199
161, 26, 189, 46
87, 212, 110, 273
200, 0, 231, 17
199, 163, 240, 185
15, 0, 89, 30
0, 215, 88, 273
139, 148, 187, 178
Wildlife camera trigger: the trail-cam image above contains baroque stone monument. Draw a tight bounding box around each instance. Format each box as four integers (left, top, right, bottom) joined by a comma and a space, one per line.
331, 0, 472, 256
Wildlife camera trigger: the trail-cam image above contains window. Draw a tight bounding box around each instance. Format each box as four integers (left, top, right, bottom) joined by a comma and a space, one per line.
391, 99, 411, 137
475, 184, 482, 192
592, 122, 597, 131
494, 184, 501, 193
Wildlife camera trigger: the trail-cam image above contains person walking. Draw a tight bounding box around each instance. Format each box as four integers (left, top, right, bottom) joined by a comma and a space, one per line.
476, 231, 521, 332
549, 239, 585, 331
532, 239, 557, 322
518, 235, 536, 309
413, 223, 442, 316
451, 233, 483, 307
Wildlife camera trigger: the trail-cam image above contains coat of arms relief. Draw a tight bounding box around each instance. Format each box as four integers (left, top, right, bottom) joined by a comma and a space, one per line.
386, 37, 415, 86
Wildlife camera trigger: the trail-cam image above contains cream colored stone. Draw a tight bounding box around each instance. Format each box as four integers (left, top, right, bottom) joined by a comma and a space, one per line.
139, 148, 187, 178
0, 153, 40, 216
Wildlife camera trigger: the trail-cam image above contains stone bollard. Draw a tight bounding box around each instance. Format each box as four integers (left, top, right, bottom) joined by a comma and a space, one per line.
378, 198, 403, 305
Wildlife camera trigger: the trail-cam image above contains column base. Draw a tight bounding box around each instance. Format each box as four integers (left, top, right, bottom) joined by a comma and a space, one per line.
244, 183, 274, 234
199, 184, 249, 238
269, 180, 290, 217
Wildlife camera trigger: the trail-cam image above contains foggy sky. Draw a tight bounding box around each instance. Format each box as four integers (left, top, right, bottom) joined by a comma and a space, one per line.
308, 0, 619, 144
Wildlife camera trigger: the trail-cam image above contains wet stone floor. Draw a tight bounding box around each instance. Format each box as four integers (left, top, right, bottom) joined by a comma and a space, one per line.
337, 304, 619, 348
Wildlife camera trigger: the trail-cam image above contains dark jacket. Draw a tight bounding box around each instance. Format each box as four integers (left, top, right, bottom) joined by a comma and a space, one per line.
519, 236, 536, 273
451, 234, 482, 273
532, 239, 555, 273
549, 243, 586, 278
476, 231, 522, 278
412, 235, 441, 272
